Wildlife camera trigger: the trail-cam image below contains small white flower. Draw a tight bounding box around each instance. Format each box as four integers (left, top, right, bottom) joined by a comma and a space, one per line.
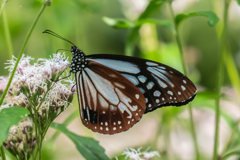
122, 148, 143, 160
122, 147, 160, 160
143, 151, 160, 160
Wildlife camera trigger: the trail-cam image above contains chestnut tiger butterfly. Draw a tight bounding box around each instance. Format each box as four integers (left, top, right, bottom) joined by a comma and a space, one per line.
43, 30, 197, 135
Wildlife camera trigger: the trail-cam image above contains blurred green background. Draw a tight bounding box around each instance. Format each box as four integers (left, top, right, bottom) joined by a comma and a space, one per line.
1, 0, 240, 160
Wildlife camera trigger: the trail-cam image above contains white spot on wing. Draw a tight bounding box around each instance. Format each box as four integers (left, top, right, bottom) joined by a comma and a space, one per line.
146, 61, 158, 66
181, 85, 186, 91
138, 75, 147, 83
183, 80, 187, 84
147, 81, 154, 90
167, 91, 173, 95
135, 94, 139, 99
157, 66, 166, 70
153, 90, 161, 97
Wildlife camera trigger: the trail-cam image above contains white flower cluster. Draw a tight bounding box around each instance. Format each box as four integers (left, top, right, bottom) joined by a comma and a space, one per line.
121, 147, 160, 160
0, 53, 74, 159
3, 53, 74, 115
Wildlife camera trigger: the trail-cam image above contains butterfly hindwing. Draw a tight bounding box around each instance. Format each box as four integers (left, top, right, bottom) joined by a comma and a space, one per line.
75, 60, 146, 134
86, 54, 197, 113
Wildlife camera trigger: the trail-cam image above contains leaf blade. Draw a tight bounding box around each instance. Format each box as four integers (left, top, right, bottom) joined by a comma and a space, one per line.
175, 11, 219, 27
50, 122, 109, 160
0, 107, 30, 146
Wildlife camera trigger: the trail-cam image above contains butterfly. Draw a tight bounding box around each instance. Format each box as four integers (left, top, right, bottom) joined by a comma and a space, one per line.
43, 30, 197, 134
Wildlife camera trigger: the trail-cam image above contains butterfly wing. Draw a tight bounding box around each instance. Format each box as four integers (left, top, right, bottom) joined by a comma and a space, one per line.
86, 54, 197, 113
75, 60, 146, 134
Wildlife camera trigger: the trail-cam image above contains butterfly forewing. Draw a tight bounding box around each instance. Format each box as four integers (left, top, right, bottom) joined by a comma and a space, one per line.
75, 60, 146, 134
86, 54, 197, 113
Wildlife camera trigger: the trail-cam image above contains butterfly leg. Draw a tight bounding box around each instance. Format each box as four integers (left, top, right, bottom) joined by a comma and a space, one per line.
70, 84, 76, 93
52, 71, 72, 82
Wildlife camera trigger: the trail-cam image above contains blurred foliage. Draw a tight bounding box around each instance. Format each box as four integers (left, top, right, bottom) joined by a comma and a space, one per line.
1, 0, 240, 160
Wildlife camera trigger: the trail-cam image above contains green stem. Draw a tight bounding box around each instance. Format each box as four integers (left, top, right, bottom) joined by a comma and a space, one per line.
37, 82, 55, 112
220, 119, 240, 156
2, 9, 14, 59
222, 151, 240, 160
0, 3, 48, 108
213, 1, 230, 159
0, 0, 6, 17
168, 1, 200, 160
0, 146, 6, 160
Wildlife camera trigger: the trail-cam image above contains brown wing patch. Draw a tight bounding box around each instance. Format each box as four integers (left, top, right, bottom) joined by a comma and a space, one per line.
75, 60, 145, 134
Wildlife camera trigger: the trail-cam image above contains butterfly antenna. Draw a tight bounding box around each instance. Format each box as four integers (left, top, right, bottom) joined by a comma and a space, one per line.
43, 30, 75, 46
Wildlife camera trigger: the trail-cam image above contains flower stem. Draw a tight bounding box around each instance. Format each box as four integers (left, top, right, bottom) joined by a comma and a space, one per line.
220, 119, 240, 156
0, 146, 6, 160
2, 9, 14, 59
213, 1, 230, 159
168, 1, 199, 160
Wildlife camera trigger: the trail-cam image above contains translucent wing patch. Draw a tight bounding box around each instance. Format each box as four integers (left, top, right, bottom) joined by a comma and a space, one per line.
86, 54, 197, 113
75, 60, 146, 134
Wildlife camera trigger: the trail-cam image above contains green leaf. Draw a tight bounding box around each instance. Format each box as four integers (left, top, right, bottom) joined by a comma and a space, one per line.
111, 155, 126, 160
0, 107, 30, 146
103, 17, 134, 29
237, 0, 240, 5
103, 17, 174, 32
136, 19, 174, 31
175, 11, 219, 27
50, 122, 109, 160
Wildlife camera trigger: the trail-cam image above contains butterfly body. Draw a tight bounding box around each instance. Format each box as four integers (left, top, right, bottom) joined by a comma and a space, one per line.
69, 46, 87, 74
43, 30, 197, 135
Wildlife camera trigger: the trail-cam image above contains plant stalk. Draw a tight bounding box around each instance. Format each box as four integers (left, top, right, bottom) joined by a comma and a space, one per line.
213, 0, 229, 159
0, 146, 6, 160
168, 1, 200, 160
2, 9, 14, 59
